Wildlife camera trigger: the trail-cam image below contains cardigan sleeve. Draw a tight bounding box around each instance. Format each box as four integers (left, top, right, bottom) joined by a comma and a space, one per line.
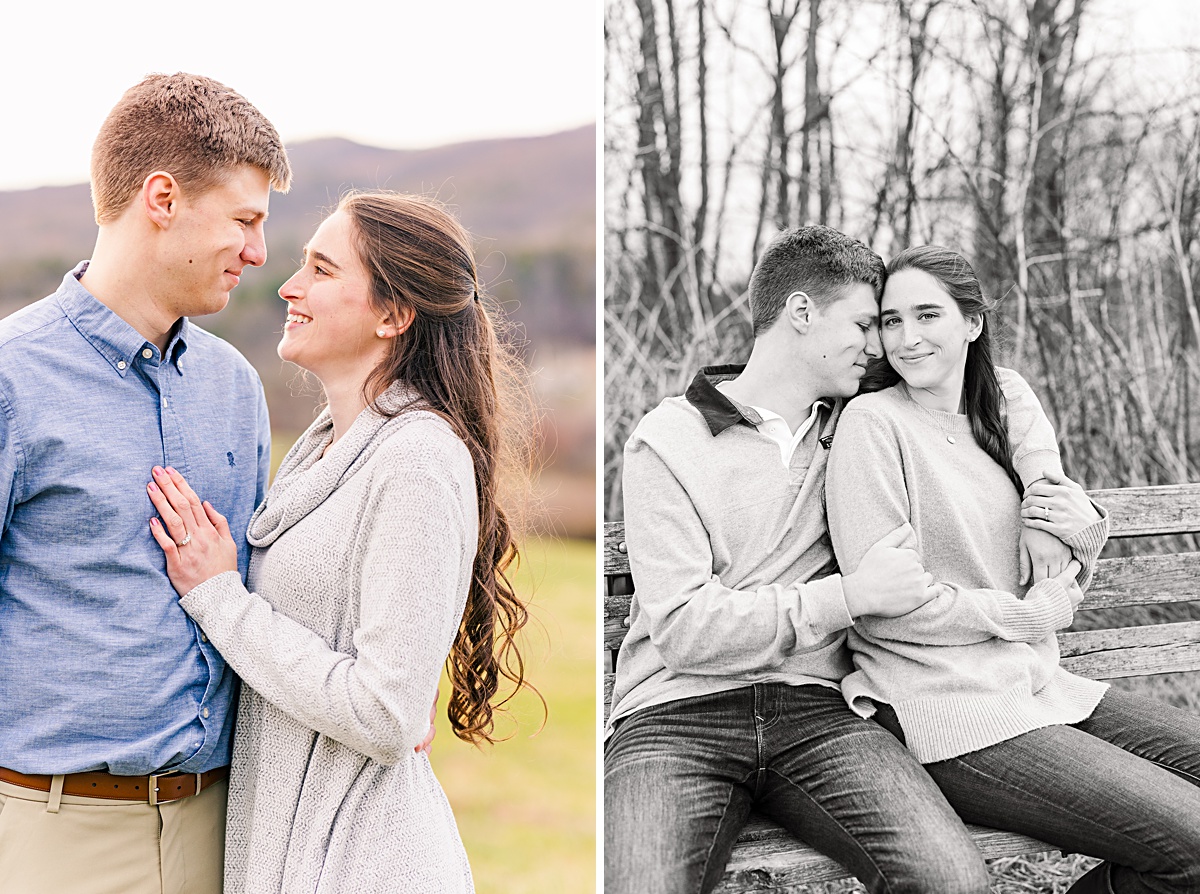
180, 432, 474, 765
622, 428, 853, 677
827, 406, 1077, 646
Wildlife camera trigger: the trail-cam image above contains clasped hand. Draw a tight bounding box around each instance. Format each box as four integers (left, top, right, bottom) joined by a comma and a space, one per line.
147, 466, 239, 596
1017, 471, 1100, 584
843, 523, 940, 618
1020, 470, 1101, 539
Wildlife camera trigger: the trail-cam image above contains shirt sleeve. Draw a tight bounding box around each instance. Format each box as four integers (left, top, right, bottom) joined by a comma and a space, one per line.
179, 436, 472, 765
621, 430, 853, 677
0, 391, 21, 534
826, 407, 1076, 647
254, 379, 271, 505
998, 367, 1064, 487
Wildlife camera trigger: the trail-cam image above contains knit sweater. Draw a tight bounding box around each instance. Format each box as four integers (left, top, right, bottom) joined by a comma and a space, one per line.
179, 388, 476, 894
825, 374, 1110, 764
607, 366, 1068, 737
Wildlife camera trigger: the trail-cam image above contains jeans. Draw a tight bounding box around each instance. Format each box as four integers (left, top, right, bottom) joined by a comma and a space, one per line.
874, 687, 1200, 894
604, 683, 990, 894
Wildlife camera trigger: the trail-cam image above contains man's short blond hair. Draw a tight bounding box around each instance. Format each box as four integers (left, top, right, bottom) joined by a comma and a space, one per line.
90, 72, 292, 224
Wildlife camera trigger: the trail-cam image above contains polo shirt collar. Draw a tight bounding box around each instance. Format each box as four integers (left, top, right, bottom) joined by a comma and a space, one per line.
684, 364, 832, 437
685, 365, 762, 435
56, 262, 191, 376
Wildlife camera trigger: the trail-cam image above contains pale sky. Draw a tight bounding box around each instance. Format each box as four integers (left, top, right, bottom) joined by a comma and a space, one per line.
3, 0, 599, 191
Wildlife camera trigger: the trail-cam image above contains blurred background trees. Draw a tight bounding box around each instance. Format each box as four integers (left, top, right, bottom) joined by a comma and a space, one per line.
605, 0, 1200, 520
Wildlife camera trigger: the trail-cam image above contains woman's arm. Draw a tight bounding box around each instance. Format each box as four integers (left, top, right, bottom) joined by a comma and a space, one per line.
999, 368, 1110, 583
1021, 471, 1110, 590
827, 406, 1078, 646
150, 441, 472, 764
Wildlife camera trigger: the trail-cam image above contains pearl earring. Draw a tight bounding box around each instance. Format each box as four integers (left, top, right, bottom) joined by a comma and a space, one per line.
377, 329, 387, 338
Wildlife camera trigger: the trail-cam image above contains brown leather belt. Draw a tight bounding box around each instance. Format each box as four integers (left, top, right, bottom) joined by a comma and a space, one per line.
0, 765, 229, 805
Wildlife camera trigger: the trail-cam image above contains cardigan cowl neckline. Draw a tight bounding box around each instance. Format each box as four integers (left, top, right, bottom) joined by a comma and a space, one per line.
247, 385, 436, 548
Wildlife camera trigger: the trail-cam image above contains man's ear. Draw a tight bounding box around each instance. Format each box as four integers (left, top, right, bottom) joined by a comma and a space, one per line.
141, 172, 180, 229
785, 290, 813, 333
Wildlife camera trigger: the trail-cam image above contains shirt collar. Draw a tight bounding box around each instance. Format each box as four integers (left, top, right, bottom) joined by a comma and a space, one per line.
684, 364, 831, 437
56, 261, 191, 376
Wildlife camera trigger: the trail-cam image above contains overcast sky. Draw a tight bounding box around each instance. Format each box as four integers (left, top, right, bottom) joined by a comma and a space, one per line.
3, 1, 599, 191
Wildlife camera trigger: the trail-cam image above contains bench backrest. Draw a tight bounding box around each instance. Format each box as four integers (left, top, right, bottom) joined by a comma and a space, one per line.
604, 484, 1200, 717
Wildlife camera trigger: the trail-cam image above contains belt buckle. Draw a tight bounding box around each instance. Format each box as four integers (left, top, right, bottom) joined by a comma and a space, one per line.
148, 772, 205, 805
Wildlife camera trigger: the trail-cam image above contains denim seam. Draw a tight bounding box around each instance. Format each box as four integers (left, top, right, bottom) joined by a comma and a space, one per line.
941, 756, 1190, 881
1134, 755, 1200, 789
763, 767, 893, 894
695, 779, 751, 894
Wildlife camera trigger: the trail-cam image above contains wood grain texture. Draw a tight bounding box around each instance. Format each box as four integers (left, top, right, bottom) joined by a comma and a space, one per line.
1090, 484, 1200, 537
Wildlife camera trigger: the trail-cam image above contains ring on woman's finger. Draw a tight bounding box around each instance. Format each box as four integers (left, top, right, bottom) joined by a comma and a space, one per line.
177, 530, 192, 547
1042, 506, 1051, 519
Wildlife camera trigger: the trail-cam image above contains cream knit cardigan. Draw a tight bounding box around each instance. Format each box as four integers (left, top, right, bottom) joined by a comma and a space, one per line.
180, 390, 476, 894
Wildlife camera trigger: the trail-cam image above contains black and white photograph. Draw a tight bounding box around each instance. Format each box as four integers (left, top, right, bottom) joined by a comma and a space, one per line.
603, 0, 1200, 891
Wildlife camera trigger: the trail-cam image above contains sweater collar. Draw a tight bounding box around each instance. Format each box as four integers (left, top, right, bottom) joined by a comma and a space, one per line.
247, 383, 428, 547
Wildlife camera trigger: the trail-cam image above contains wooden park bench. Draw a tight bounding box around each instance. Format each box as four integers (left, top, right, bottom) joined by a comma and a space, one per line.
603, 483, 1200, 891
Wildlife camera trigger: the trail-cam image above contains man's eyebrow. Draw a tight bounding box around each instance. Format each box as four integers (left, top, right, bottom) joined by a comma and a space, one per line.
301, 246, 342, 271
236, 208, 269, 221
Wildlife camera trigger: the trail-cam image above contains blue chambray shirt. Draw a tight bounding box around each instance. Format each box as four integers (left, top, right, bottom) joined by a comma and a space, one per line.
0, 264, 270, 775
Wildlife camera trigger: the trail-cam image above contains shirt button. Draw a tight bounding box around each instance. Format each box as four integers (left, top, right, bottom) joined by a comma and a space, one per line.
162, 398, 169, 408
142, 348, 153, 359
117, 361, 127, 370
202, 708, 210, 718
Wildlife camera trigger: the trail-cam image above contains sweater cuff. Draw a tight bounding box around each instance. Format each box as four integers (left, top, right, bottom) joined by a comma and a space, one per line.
794, 573, 855, 640
1003, 578, 1074, 638
1014, 448, 1063, 491
178, 570, 246, 625
1065, 510, 1109, 567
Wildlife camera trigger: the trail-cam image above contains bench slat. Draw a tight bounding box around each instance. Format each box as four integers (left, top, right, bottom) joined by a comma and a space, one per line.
714, 819, 1058, 891
1085, 552, 1200, 608
1089, 484, 1200, 537
1059, 620, 1200, 678
603, 553, 1200, 651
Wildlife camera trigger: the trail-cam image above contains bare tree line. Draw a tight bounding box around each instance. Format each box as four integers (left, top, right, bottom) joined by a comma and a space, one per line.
604, 0, 1200, 520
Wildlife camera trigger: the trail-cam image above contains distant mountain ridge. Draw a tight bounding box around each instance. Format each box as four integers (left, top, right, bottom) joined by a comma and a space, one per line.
0, 125, 596, 345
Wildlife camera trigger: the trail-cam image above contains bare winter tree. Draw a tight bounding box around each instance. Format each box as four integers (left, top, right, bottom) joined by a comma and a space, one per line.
606, 0, 1200, 519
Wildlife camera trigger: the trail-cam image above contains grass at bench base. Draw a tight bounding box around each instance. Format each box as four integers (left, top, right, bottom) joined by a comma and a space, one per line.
753, 851, 1101, 894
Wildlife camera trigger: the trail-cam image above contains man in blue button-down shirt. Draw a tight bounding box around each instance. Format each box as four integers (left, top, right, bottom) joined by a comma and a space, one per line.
0, 73, 292, 893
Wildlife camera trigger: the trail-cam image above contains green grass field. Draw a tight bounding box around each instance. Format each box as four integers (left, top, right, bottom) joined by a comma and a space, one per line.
430, 535, 597, 893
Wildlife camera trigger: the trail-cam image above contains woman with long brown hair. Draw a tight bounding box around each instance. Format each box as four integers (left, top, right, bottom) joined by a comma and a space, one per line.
826, 245, 1200, 893
143, 191, 534, 893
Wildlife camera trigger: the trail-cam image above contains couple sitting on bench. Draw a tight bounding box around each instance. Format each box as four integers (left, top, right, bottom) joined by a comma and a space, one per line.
604, 227, 1200, 894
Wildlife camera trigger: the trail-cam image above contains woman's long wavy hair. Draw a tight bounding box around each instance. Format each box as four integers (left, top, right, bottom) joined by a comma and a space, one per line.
860, 245, 1023, 494
340, 190, 541, 744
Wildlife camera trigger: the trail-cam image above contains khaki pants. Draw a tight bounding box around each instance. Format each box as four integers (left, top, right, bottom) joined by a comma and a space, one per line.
0, 776, 226, 894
